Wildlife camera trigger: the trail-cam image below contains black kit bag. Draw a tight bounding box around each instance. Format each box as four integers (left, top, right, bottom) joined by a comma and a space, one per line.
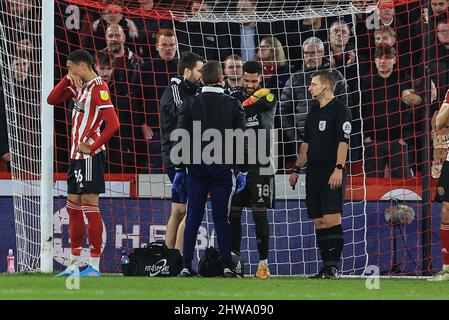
198, 247, 244, 277
122, 242, 182, 277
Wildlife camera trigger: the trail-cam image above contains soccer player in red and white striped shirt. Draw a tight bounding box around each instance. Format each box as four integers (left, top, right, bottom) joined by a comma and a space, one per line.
433, 88, 449, 281
47, 49, 119, 277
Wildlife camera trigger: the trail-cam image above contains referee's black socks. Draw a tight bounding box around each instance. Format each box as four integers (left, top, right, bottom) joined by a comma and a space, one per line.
253, 212, 269, 261
229, 210, 242, 254
316, 224, 344, 269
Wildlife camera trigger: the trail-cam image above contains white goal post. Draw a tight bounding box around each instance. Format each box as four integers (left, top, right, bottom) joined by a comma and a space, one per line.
0, 0, 54, 272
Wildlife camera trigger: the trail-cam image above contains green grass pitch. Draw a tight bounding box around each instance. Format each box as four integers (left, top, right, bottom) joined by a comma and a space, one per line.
0, 274, 448, 300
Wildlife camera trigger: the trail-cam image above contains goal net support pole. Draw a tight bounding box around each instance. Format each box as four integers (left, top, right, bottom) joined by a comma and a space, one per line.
40, 0, 55, 273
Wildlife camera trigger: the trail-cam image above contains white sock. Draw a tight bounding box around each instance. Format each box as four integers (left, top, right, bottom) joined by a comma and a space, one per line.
259, 259, 268, 267
90, 257, 100, 271
67, 255, 80, 270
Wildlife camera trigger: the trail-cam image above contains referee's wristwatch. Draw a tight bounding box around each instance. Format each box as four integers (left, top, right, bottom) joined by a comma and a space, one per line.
335, 164, 345, 171
291, 165, 301, 174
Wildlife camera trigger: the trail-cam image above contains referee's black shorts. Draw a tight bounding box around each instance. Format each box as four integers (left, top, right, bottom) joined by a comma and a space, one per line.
436, 160, 449, 203
305, 164, 346, 220
67, 151, 106, 195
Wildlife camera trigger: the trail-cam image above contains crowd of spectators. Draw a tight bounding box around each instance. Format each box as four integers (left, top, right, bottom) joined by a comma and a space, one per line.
1, 0, 449, 178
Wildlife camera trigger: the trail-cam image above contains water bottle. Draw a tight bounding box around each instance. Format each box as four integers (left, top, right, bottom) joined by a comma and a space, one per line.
120, 250, 129, 265
7, 249, 15, 274
120, 250, 130, 276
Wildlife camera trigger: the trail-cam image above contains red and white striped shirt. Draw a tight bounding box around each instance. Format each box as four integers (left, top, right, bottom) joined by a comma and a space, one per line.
70, 77, 113, 160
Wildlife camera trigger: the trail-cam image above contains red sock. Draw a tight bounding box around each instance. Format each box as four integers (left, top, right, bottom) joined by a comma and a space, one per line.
82, 204, 104, 258
67, 200, 85, 256
441, 223, 449, 265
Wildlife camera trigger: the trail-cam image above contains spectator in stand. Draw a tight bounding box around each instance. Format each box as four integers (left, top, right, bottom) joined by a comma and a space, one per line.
133, 0, 172, 58
154, 29, 178, 64
374, 26, 396, 47
138, 0, 154, 11
225, 0, 285, 63
300, 3, 328, 42
328, 20, 357, 78
15, 37, 33, 58
253, 36, 290, 170
327, 20, 361, 161
352, 0, 377, 60
284, 2, 329, 71
412, 0, 448, 76
190, 0, 213, 16
371, 0, 410, 55
430, 20, 449, 105
175, 0, 230, 61
0, 75, 9, 172
5, 0, 40, 64
83, 3, 140, 52
223, 54, 243, 89
6, 0, 34, 34
361, 45, 415, 178
95, 52, 140, 173
141, 28, 179, 172
101, 23, 148, 171
280, 37, 347, 159
374, 26, 411, 78
255, 36, 290, 101
10, 56, 40, 172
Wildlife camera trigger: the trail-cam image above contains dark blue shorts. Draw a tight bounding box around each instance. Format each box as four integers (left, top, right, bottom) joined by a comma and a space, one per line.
167, 168, 187, 204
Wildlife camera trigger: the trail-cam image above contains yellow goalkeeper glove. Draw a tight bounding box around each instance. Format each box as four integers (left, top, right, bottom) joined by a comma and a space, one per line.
242, 88, 274, 107
253, 88, 270, 98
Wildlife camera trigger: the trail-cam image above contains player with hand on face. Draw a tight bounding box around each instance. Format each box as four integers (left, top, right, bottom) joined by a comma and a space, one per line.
47, 49, 120, 277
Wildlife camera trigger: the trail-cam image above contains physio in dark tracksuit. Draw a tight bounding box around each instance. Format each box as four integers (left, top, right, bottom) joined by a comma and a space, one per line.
172, 60, 247, 277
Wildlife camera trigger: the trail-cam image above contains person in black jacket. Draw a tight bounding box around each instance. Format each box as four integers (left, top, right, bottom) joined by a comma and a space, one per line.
361, 45, 414, 178
100, 23, 147, 171
175, 0, 231, 62
173, 60, 246, 277
159, 51, 204, 253
141, 28, 179, 172
95, 52, 143, 173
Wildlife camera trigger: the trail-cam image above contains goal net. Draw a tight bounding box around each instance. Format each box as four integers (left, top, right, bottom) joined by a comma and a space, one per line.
0, 0, 442, 276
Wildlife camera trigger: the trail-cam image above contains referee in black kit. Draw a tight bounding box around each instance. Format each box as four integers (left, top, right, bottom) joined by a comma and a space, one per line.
289, 70, 352, 279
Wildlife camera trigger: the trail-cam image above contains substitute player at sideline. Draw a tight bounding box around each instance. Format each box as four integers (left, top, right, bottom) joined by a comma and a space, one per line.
289, 70, 351, 279
432, 89, 449, 281
47, 49, 120, 277
228, 61, 276, 279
